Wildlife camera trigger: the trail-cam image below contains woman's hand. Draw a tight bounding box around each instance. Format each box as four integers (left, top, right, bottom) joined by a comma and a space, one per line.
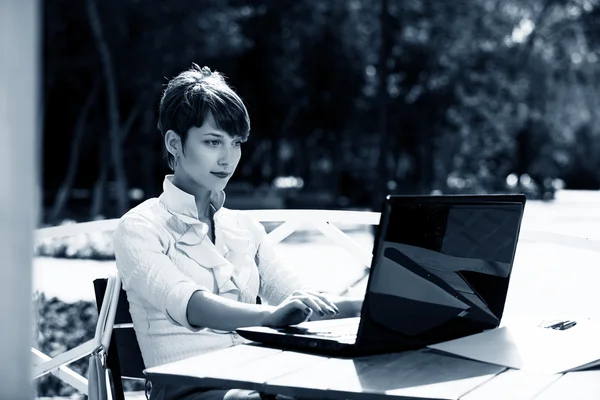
261, 290, 340, 327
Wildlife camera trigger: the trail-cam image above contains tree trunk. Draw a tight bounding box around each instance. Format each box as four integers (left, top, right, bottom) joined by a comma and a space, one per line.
418, 132, 433, 194
89, 100, 141, 218
86, 0, 129, 215
140, 102, 158, 198
374, 0, 391, 211
513, 0, 555, 175
48, 83, 98, 223
121, 97, 142, 142
91, 136, 109, 218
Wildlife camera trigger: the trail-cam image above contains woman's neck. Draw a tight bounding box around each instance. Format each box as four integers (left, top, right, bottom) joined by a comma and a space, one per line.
171, 174, 212, 220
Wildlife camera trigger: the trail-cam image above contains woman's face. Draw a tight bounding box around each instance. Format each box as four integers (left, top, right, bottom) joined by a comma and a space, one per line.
174, 112, 243, 193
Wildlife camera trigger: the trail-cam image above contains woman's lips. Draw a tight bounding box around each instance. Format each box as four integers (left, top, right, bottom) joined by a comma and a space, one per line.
211, 172, 230, 179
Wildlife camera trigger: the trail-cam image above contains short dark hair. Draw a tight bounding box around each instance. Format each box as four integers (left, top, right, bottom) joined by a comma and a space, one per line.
157, 64, 251, 170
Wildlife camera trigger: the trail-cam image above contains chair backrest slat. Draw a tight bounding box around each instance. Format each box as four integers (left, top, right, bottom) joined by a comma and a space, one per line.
93, 278, 146, 400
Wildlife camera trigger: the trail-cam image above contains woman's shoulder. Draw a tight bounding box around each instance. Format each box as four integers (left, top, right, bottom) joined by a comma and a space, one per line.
217, 208, 265, 237
115, 198, 164, 234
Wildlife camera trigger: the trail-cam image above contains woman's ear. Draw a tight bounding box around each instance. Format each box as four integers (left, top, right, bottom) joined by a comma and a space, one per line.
164, 130, 181, 157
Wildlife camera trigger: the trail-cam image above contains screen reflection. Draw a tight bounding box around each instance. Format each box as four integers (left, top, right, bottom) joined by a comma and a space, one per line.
366, 202, 522, 340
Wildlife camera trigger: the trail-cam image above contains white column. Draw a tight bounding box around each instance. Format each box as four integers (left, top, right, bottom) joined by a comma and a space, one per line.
0, 0, 40, 399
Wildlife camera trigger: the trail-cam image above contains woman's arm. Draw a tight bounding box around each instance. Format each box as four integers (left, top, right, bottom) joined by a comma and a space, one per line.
186, 290, 272, 331
332, 295, 364, 318
186, 291, 364, 330
308, 294, 364, 321
187, 289, 367, 329
186, 290, 365, 330
114, 216, 213, 331
241, 212, 307, 306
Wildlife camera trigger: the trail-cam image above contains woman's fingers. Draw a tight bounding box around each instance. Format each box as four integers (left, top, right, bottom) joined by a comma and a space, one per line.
295, 296, 327, 317
284, 307, 311, 326
284, 299, 312, 325
266, 291, 345, 327
288, 298, 311, 314
290, 292, 338, 316
307, 291, 340, 314
264, 299, 311, 327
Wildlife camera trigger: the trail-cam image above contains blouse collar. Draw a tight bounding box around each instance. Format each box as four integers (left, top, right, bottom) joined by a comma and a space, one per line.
159, 175, 226, 221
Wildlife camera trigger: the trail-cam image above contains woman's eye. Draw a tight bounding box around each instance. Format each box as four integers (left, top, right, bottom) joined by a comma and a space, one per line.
233, 141, 242, 147
206, 140, 220, 146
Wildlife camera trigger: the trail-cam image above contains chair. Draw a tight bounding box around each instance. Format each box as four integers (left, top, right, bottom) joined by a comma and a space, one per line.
93, 276, 146, 400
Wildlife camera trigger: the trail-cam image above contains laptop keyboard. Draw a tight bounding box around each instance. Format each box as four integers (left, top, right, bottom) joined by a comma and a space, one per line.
306, 331, 358, 342
276, 319, 360, 342
328, 334, 358, 344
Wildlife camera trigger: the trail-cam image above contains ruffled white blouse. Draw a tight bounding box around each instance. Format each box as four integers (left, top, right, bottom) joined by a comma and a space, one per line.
113, 175, 305, 368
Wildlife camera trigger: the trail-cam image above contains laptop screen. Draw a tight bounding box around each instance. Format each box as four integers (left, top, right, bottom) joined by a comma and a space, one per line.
360, 196, 524, 346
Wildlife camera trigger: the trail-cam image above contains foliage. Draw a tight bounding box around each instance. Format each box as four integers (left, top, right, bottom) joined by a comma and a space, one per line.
34, 293, 95, 397
43, 0, 600, 220
35, 221, 115, 259
34, 293, 143, 396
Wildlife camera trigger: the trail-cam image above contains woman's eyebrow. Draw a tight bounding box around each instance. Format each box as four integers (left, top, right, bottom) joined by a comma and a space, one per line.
203, 132, 225, 138
204, 132, 242, 140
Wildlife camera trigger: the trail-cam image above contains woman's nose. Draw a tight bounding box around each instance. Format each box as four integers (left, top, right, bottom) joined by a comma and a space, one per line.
218, 147, 231, 165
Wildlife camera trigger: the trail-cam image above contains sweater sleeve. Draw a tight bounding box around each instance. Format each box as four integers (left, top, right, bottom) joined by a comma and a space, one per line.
241, 212, 311, 305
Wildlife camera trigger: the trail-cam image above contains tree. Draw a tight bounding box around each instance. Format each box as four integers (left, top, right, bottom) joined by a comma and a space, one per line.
42, 0, 600, 224
48, 82, 98, 223
86, 0, 129, 215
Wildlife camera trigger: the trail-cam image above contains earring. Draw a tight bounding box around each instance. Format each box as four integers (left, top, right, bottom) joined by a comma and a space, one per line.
173, 153, 179, 169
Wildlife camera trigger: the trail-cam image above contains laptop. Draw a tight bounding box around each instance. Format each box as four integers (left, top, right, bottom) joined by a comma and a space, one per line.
237, 194, 527, 356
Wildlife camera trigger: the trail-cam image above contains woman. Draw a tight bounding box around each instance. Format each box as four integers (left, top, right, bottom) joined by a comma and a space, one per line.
113, 64, 363, 400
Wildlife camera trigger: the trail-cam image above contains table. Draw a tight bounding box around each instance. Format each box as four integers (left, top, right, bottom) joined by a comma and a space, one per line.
144, 344, 600, 399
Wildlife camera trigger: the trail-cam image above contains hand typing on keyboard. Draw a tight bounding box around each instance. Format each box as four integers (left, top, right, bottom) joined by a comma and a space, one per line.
261, 290, 340, 327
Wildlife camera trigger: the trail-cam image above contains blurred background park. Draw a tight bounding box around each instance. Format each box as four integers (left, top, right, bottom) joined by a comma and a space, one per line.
42, 0, 600, 224
33, 0, 600, 397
